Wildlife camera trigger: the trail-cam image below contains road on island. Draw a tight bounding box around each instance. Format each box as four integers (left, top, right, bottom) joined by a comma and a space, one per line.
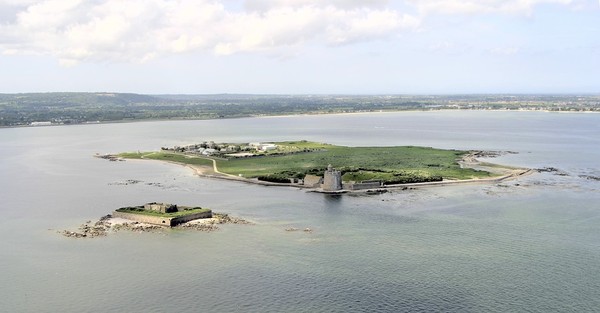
140, 152, 241, 179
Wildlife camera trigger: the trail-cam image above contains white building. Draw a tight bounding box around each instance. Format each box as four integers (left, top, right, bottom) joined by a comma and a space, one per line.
202, 148, 217, 155
260, 144, 277, 151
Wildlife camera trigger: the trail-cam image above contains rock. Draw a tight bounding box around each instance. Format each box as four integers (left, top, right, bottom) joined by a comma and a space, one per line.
213, 213, 253, 225
177, 223, 219, 232
537, 167, 569, 176
580, 175, 600, 181
99, 214, 111, 221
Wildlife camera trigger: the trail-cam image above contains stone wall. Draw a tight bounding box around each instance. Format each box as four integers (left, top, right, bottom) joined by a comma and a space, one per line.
171, 211, 213, 226
113, 210, 212, 227
113, 211, 172, 226
343, 181, 382, 190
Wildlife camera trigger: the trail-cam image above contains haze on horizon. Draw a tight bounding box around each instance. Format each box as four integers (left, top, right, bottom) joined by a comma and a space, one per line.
0, 0, 599, 95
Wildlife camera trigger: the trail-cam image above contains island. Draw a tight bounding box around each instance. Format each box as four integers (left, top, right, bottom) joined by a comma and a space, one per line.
113, 202, 212, 226
113, 140, 532, 192
59, 203, 253, 238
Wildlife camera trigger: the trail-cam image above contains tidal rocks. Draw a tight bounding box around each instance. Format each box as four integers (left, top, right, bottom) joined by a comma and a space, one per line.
212, 213, 253, 225
579, 175, 600, 181
108, 179, 142, 186
284, 227, 313, 233
60, 212, 252, 238
60, 215, 112, 238
95, 154, 123, 161
111, 222, 163, 233
471, 150, 518, 158
177, 223, 220, 232
537, 167, 569, 176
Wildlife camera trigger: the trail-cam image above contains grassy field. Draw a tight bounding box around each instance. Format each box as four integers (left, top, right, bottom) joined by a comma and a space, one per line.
115, 206, 211, 218
120, 141, 493, 182
215, 143, 491, 181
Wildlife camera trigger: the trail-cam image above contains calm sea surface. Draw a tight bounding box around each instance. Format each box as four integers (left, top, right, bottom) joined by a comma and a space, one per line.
1, 111, 599, 312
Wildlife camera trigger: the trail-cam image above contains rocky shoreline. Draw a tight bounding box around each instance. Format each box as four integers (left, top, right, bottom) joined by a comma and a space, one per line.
60, 212, 253, 238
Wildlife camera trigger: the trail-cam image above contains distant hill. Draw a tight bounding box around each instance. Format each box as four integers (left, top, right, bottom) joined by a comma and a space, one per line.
0, 92, 162, 108
1, 92, 598, 127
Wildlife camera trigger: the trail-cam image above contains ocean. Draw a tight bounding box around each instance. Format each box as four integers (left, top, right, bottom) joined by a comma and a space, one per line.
1, 111, 599, 312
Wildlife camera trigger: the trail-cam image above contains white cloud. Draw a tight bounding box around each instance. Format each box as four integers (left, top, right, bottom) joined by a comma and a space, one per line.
0, 0, 584, 65
408, 0, 574, 15
0, 0, 420, 64
243, 0, 391, 11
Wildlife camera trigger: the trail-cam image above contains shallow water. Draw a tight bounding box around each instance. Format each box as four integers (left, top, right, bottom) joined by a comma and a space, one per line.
1, 111, 599, 312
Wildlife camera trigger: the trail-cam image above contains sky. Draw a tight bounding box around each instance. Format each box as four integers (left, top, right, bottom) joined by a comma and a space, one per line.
0, 0, 599, 94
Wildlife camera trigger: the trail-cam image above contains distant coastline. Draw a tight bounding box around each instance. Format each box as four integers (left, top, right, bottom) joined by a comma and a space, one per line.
4, 108, 599, 130
2, 92, 599, 128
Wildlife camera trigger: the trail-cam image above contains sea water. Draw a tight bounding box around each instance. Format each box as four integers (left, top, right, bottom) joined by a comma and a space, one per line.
1, 111, 599, 312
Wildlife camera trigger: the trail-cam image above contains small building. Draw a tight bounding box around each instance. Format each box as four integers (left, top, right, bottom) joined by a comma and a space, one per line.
202, 148, 217, 155
303, 174, 323, 187
260, 144, 277, 151
144, 202, 177, 213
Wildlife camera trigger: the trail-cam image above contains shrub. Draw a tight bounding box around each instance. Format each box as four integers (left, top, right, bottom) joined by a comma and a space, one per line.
257, 175, 291, 183
384, 175, 442, 185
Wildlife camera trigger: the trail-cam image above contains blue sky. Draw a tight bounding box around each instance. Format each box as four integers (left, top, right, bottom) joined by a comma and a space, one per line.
0, 0, 598, 94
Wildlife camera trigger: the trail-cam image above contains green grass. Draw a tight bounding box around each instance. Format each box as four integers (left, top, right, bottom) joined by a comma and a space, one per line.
276, 140, 334, 150
115, 207, 211, 218
118, 152, 151, 159
215, 144, 491, 180
342, 169, 440, 183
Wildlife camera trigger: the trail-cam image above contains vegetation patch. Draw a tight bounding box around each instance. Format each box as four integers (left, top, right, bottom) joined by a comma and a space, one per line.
341, 169, 443, 184
214, 143, 491, 180
118, 151, 214, 166
117, 152, 151, 159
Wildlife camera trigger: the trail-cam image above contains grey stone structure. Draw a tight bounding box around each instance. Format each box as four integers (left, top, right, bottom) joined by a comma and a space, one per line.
113, 210, 212, 227
144, 202, 177, 213
322, 164, 342, 191
342, 181, 382, 190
